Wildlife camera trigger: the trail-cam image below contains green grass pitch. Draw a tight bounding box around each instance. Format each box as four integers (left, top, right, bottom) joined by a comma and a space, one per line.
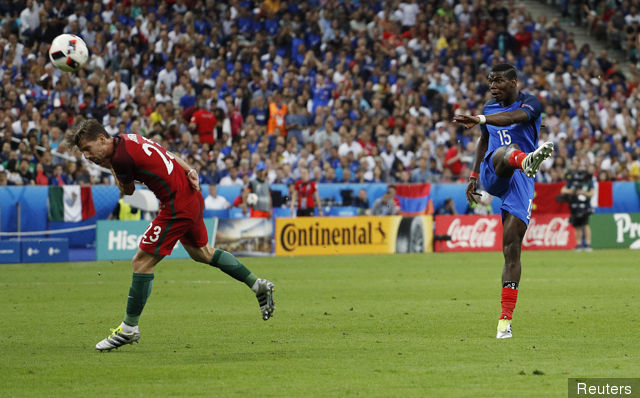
1, 250, 638, 397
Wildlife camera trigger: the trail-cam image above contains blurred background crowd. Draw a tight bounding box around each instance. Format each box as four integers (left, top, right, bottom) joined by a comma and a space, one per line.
0, 0, 639, 190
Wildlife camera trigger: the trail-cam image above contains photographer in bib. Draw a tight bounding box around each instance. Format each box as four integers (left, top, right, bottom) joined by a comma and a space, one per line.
560, 158, 594, 251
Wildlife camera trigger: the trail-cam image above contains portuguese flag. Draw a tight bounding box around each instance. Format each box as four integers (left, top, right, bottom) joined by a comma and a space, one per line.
48, 186, 96, 222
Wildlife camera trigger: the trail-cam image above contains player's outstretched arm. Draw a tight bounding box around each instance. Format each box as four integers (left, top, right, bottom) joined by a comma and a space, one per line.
483, 109, 530, 126
453, 109, 530, 128
167, 151, 200, 191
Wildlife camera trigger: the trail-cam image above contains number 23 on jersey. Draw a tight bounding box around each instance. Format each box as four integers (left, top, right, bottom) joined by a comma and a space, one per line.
128, 134, 175, 175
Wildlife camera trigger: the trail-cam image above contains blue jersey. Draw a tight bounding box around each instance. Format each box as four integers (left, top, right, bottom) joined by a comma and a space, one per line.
479, 92, 542, 226
481, 92, 542, 160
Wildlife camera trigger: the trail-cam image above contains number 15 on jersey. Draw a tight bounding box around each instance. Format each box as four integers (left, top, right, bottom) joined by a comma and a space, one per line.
497, 129, 511, 145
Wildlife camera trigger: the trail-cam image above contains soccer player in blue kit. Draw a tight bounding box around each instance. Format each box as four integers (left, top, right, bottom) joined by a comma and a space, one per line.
453, 64, 554, 339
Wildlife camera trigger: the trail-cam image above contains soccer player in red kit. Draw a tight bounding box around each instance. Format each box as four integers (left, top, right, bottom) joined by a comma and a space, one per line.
70, 119, 275, 351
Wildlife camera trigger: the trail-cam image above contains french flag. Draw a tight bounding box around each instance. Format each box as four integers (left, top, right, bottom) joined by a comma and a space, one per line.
395, 183, 433, 216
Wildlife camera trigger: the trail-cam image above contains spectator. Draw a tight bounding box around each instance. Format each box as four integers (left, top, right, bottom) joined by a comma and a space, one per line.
34, 163, 49, 185
338, 132, 363, 158
49, 164, 69, 186
371, 186, 401, 216
353, 188, 371, 215
444, 140, 464, 180
202, 162, 222, 185
313, 118, 341, 148
0, 0, 633, 193
248, 162, 272, 218
0, 142, 11, 163
267, 92, 287, 137
103, 115, 119, 137
291, 167, 323, 217
49, 126, 65, 150
19, 0, 42, 39
249, 95, 268, 127
436, 198, 458, 215
411, 157, 432, 183
189, 100, 217, 145
285, 100, 309, 146
39, 152, 54, 177
232, 185, 251, 216
204, 185, 230, 210
17, 159, 34, 185
108, 193, 141, 220
219, 166, 243, 186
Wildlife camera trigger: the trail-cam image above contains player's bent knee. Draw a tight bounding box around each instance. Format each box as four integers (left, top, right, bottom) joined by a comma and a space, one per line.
131, 250, 162, 273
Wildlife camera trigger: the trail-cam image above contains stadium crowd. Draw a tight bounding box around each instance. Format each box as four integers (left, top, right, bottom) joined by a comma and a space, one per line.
0, 0, 639, 193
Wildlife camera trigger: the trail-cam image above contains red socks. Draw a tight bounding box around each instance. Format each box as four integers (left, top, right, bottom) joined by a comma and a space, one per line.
508, 150, 527, 169
500, 287, 518, 320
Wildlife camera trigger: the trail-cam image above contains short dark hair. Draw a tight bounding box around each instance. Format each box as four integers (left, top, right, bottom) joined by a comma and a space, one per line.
491, 63, 517, 80
68, 119, 109, 150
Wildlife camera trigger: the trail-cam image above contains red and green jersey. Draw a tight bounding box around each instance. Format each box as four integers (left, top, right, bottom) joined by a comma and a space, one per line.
111, 134, 193, 204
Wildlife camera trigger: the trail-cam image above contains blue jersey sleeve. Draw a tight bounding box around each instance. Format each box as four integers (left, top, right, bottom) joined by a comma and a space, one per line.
519, 94, 542, 122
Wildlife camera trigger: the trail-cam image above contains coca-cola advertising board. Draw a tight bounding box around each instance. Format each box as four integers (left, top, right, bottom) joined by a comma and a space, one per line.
522, 214, 576, 250
435, 214, 576, 252
434, 215, 502, 252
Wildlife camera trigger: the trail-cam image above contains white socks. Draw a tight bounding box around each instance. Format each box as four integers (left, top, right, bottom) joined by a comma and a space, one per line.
120, 321, 138, 333
251, 279, 261, 293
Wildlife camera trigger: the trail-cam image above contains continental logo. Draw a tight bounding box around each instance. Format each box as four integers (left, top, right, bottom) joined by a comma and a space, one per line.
280, 221, 386, 252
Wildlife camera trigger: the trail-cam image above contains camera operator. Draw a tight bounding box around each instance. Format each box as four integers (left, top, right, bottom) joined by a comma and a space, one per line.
561, 159, 594, 251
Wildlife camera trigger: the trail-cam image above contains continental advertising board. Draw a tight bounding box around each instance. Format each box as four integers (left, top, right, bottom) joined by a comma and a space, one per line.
96, 219, 218, 260
275, 216, 433, 256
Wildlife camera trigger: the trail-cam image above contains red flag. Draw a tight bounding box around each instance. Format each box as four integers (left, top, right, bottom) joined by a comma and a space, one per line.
80, 186, 96, 219
532, 182, 569, 215
597, 180, 613, 207
395, 183, 432, 216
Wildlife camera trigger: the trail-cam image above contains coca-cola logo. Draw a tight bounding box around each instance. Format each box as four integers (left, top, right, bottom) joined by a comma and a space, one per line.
446, 218, 499, 248
523, 217, 570, 247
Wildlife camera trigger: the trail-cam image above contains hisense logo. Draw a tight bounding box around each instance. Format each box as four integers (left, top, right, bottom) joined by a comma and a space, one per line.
614, 213, 640, 249
108, 230, 143, 250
